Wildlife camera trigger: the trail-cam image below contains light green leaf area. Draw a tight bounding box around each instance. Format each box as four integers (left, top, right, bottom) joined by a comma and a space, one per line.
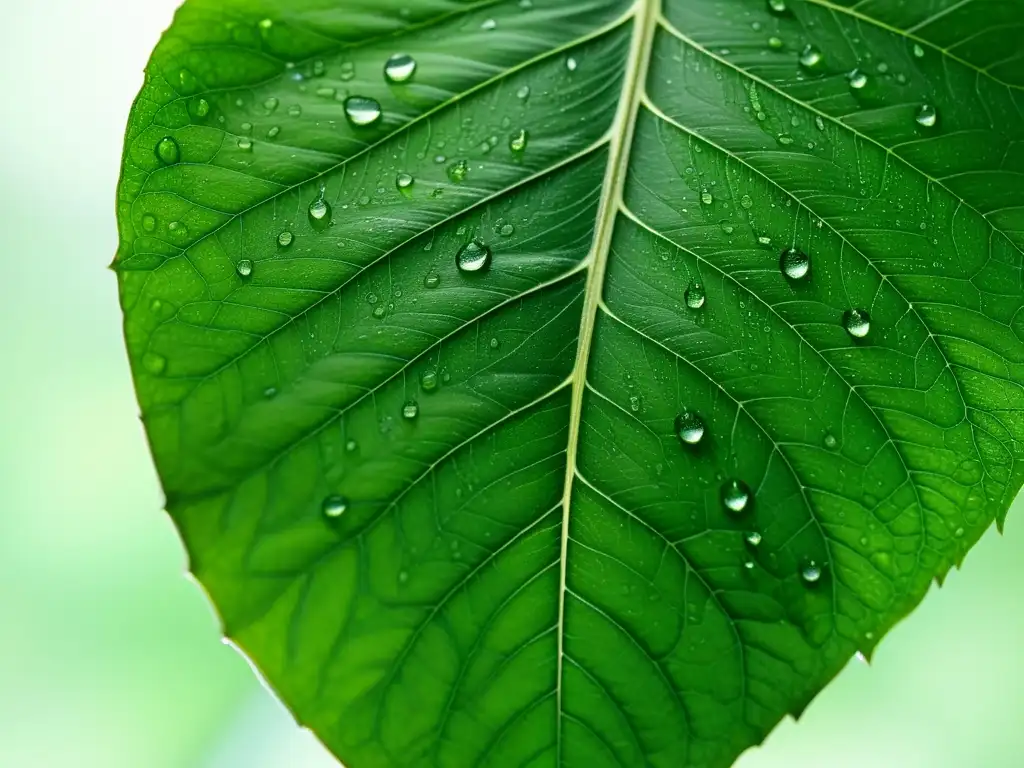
115, 0, 1024, 765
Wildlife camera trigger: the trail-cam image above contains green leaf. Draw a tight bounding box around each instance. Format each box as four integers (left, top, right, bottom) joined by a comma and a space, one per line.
115, 0, 1024, 765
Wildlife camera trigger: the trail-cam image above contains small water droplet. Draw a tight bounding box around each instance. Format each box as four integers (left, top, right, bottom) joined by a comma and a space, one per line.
236, 259, 253, 278
701, 190, 713, 205
517, 85, 531, 100
768, 36, 784, 50
481, 18, 497, 31
848, 69, 868, 89
424, 272, 441, 289
141, 214, 157, 233
913, 43, 925, 58
344, 96, 383, 127
402, 400, 420, 420
823, 432, 838, 450
685, 281, 706, 309
566, 57, 578, 71
384, 53, 417, 84
143, 352, 166, 375
456, 240, 492, 273
237, 137, 253, 151
780, 248, 810, 280
156, 136, 180, 165
447, 159, 469, 183
308, 189, 332, 230
489, 337, 500, 350
346, 439, 358, 452
322, 495, 349, 519
288, 104, 303, 118
799, 45, 822, 68
768, 0, 787, 13
396, 172, 415, 194
916, 104, 937, 128
191, 98, 210, 119
722, 479, 751, 515
954, 526, 965, 538
740, 194, 754, 210
745, 531, 762, 547
843, 308, 871, 339
675, 410, 706, 446
420, 370, 439, 392
277, 231, 294, 248
372, 305, 387, 319
509, 129, 529, 153
263, 386, 278, 399
800, 559, 823, 584
263, 97, 279, 113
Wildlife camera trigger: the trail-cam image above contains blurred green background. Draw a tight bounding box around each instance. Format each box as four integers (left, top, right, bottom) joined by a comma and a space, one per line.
0, 2, 1020, 766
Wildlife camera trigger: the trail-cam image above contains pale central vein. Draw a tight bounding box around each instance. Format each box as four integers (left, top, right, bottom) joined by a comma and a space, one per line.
554, 0, 660, 758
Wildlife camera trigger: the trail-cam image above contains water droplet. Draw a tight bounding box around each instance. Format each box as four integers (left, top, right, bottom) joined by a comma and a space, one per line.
800, 559, 823, 584
420, 370, 439, 392
780, 248, 810, 280
236, 259, 253, 278
843, 308, 871, 339
308, 189, 332, 230
447, 159, 469, 183
823, 432, 838, 450
156, 136, 180, 165
396, 172, 415, 194
481, 18, 497, 31
509, 129, 529, 153
745, 531, 762, 547
384, 53, 417, 84
424, 272, 441, 289
498, 223, 515, 237
237, 137, 253, 151
178, 68, 198, 93
142, 352, 166, 375
799, 45, 822, 68
263, 386, 277, 399
767, 36, 784, 50
722, 479, 752, 515
372, 305, 387, 319
489, 337, 500, 350
684, 281, 706, 309
566, 57, 578, 72
345, 439, 358, 452
675, 410, 706, 446
263, 97, 279, 113
191, 98, 210, 119
322, 495, 348, 519
277, 231, 293, 248
701, 190, 713, 205
456, 240, 492, 273
913, 43, 925, 58
288, 104, 303, 118
768, 0, 787, 13
344, 96, 382, 127
848, 69, 868, 89
402, 400, 420, 420
740, 194, 754, 210
516, 85, 531, 100
141, 214, 156, 233
916, 104, 937, 128
815, 115, 825, 131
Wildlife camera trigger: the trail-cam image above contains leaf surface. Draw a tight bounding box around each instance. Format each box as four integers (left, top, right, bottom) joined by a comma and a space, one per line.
115, 0, 1024, 765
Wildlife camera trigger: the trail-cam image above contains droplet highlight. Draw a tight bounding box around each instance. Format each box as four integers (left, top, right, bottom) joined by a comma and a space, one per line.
843, 308, 871, 339
780, 248, 810, 280
675, 410, 706, 446
456, 240, 492, 273
384, 53, 417, 84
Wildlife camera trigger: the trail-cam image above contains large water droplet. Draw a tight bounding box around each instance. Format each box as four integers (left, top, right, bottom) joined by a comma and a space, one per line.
685, 281, 706, 309
780, 248, 810, 280
509, 129, 528, 153
308, 189, 332, 230
456, 240, 492, 273
424, 272, 441, 289
236, 259, 253, 278
396, 172, 415, 194
745, 530, 763, 547
916, 104, 937, 127
768, 0, 788, 13
722, 479, 751, 515
799, 45, 822, 68
420, 370, 439, 392
322, 495, 349, 519
278, 231, 294, 248
823, 432, 838, 450
384, 53, 417, 84
402, 400, 420, 420
848, 69, 868, 89
800, 559, 823, 584
675, 410, 705, 446
843, 308, 871, 339
344, 96, 382, 127
740, 194, 754, 210
566, 57, 578, 71
156, 136, 180, 165
447, 159, 469, 183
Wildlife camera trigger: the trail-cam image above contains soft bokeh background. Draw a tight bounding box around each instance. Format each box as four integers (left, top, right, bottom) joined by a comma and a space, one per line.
0, 1, 1020, 766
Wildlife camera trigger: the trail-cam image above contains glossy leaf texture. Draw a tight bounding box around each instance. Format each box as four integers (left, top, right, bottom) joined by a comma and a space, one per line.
114, 0, 1024, 766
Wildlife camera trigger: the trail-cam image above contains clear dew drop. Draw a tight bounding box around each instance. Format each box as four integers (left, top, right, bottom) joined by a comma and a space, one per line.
517, 85, 531, 100
722, 479, 752, 515
396, 172, 415, 194
267, 126, 280, 140
799, 45, 822, 68
848, 69, 868, 89
424, 272, 441, 289
823, 432, 838, 450
192, 98, 210, 118
402, 400, 420, 420
308, 189, 332, 230
916, 104, 938, 127
768, 0, 787, 13
843, 308, 871, 339
780, 248, 810, 280
768, 36, 784, 50
800, 559, 823, 584
509, 129, 529, 154
499, 223, 515, 237
344, 96, 383, 127
420, 370, 439, 392
236, 259, 253, 278
156, 136, 180, 165
745, 531, 763, 547
456, 240, 492, 273
264, 97, 279, 113
322, 495, 349, 519
675, 410, 706, 446
566, 57, 578, 71
143, 352, 166, 375
913, 43, 925, 58
684, 281, 706, 309
384, 53, 417, 84
237, 137, 253, 151
277, 231, 294, 248
447, 159, 469, 183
